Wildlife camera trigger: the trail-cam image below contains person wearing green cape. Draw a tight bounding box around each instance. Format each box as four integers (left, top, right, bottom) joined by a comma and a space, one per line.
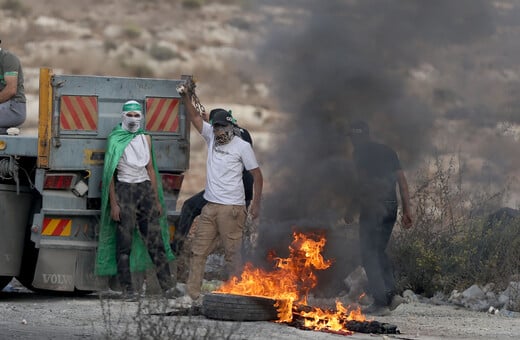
96, 100, 176, 299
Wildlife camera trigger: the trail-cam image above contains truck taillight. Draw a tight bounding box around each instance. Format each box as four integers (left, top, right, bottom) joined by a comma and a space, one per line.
44, 174, 77, 190
161, 173, 183, 193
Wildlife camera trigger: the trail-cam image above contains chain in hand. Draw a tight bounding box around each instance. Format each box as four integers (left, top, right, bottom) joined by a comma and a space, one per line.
176, 77, 206, 114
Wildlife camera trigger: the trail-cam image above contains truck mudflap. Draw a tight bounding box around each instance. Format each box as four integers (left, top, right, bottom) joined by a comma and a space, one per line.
32, 246, 108, 292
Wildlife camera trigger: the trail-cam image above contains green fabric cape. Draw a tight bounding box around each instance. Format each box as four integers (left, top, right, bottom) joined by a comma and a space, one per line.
95, 125, 175, 276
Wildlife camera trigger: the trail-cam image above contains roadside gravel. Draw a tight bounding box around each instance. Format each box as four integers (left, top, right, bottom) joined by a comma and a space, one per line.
1, 283, 519, 340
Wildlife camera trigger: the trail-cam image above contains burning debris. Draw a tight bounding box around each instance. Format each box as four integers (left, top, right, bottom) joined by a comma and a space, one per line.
216, 231, 332, 321
290, 303, 398, 335
202, 231, 399, 335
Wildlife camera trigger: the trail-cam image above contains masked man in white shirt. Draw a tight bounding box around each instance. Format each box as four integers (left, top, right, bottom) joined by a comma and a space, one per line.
179, 90, 263, 304
96, 100, 176, 300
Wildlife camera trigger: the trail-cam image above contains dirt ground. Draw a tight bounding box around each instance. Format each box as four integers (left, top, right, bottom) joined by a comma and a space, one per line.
0, 283, 518, 340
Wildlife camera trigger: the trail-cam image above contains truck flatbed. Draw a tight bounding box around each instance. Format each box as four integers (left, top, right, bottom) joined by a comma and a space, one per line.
0, 134, 39, 157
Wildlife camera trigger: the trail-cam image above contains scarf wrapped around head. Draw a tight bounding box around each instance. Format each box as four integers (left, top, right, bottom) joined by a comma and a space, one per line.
121, 100, 143, 133
95, 124, 174, 276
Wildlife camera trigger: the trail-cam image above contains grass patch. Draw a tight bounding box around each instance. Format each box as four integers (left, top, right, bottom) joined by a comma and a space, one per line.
1, 0, 29, 16
149, 44, 182, 61
122, 24, 142, 39
182, 0, 204, 9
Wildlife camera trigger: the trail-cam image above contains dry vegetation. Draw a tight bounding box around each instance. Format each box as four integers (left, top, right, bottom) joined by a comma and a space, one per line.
391, 154, 520, 299
2, 0, 270, 105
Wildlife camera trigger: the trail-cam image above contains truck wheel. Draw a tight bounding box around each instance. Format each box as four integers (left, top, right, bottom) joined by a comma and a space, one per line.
16, 236, 39, 291
0, 276, 13, 291
202, 293, 279, 321
16, 197, 41, 292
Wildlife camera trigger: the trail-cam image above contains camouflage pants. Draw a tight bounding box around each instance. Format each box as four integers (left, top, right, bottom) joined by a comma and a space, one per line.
115, 181, 172, 292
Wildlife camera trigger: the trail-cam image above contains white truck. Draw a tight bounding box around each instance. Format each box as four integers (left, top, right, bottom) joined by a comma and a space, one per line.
0, 68, 191, 293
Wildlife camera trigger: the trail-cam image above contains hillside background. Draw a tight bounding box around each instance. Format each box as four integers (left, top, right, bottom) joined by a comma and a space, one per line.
2, 0, 282, 202
2, 0, 520, 221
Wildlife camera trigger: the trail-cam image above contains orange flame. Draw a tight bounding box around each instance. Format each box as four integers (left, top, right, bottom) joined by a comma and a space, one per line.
300, 301, 366, 332
217, 231, 331, 320
215, 231, 367, 332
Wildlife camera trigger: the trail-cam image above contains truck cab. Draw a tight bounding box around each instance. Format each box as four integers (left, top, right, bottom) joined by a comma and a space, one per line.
0, 68, 191, 292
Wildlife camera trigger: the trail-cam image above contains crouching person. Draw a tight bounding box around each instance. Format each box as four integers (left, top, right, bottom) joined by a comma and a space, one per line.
96, 100, 177, 300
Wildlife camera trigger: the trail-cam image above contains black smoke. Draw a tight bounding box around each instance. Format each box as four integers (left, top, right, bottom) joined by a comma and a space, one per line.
246, 0, 505, 295
256, 0, 496, 222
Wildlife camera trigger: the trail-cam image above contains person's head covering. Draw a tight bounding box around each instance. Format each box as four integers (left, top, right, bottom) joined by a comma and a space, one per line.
121, 100, 142, 133
348, 120, 370, 136
210, 108, 235, 127
348, 120, 370, 148
209, 108, 237, 145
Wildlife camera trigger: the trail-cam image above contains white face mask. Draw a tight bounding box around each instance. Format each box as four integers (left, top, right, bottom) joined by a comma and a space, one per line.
122, 113, 141, 132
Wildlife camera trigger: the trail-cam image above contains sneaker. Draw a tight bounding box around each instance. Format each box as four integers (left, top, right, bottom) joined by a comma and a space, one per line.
6, 127, 20, 136
164, 287, 183, 299
192, 296, 203, 307
123, 291, 140, 302
169, 295, 203, 308
389, 294, 406, 310
169, 295, 193, 308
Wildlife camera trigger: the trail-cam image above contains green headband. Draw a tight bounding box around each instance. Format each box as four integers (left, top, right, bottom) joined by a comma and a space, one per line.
122, 101, 142, 113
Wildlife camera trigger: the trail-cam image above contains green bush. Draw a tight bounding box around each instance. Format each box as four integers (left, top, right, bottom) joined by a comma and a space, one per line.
182, 0, 204, 9
103, 40, 118, 53
126, 63, 154, 78
119, 59, 155, 78
149, 44, 180, 61
122, 24, 142, 39
390, 155, 520, 296
1, 0, 29, 16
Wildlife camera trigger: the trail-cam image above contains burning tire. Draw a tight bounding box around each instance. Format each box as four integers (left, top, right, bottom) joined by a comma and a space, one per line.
202, 293, 279, 321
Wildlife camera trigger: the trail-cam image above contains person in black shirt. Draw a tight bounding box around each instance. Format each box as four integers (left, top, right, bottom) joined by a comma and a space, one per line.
347, 120, 412, 314
172, 110, 254, 255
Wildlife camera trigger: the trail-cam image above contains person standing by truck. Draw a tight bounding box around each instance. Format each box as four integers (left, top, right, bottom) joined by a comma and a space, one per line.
172, 109, 254, 256
0, 40, 26, 134
96, 100, 176, 300
347, 120, 412, 315
176, 87, 263, 305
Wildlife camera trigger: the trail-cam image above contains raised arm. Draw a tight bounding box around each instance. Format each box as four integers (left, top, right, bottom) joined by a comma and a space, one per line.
179, 88, 203, 133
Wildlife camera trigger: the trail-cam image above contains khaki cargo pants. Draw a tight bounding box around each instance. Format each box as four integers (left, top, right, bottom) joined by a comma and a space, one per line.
186, 202, 246, 299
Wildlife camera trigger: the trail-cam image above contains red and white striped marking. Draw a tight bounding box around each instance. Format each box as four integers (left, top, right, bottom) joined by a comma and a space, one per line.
145, 97, 180, 132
